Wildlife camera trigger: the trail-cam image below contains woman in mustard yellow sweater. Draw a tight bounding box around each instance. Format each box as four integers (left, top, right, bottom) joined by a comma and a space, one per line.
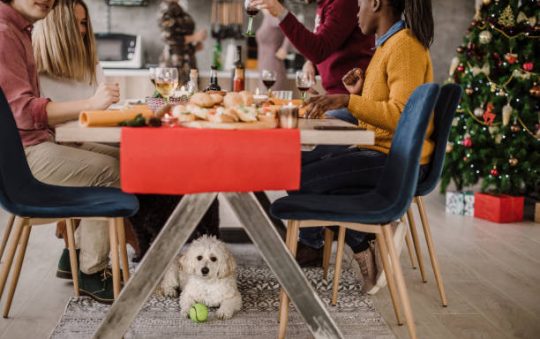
295, 0, 434, 295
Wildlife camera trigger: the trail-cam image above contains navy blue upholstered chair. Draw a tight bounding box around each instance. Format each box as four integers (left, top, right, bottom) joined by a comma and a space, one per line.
271, 83, 441, 339
401, 84, 462, 308
0, 88, 139, 317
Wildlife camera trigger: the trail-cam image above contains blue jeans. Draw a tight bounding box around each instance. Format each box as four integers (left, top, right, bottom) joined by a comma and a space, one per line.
325, 108, 358, 125
298, 147, 429, 253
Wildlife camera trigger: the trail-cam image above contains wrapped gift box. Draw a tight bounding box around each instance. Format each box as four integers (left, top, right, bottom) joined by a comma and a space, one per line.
474, 193, 524, 223
446, 191, 475, 215
524, 197, 540, 223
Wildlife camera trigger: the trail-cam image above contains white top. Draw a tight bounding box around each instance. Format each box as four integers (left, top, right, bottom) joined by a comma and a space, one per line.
39, 64, 105, 102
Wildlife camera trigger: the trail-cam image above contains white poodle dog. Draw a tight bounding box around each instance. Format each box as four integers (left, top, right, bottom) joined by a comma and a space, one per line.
158, 235, 242, 319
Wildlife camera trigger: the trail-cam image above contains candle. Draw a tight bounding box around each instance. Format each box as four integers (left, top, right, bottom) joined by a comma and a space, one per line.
278, 103, 299, 129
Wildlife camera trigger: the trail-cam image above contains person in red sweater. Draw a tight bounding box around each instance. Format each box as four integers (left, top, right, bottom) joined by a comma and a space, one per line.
250, 0, 374, 123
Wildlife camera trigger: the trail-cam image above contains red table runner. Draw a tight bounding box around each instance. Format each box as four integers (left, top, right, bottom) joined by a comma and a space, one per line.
120, 128, 301, 195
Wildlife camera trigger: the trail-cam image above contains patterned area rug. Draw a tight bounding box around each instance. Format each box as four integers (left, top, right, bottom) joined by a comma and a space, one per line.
51, 245, 395, 338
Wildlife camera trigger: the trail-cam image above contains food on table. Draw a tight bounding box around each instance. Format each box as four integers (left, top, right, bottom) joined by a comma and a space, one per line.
189, 92, 215, 108
172, 105, 196, 122
210, 93, 224, 106
233, 105, 258, 122
207, 107, 240, 123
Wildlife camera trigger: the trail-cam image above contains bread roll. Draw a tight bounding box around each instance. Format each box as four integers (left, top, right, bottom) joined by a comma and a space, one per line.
185, 104, 209, 120
207, 107, 239, 123
233, 106, 258, 122
210, 93, 224, 106
223, 92, 243, 108
190, 92, 214, 108
239, 91, 254, 106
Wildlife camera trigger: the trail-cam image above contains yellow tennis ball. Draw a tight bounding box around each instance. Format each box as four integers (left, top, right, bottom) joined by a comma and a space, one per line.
189, 303, 208, 323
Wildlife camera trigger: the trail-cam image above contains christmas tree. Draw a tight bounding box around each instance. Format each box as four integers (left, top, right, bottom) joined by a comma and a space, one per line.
441, 0, 540, 196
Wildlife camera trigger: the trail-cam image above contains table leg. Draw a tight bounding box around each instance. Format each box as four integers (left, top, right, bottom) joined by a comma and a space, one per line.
93, 193, 218, 339
224, 192, 343, 339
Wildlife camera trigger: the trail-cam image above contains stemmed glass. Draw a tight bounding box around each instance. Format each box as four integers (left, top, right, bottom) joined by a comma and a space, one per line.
148, 67, 157, 86
261, 69, 276, 96
244, 0, 259, 37
295, 70, 314, 102
154, 67, 178, 103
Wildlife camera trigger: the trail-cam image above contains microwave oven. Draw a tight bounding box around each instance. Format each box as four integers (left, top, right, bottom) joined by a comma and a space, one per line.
95, 33, 143, 69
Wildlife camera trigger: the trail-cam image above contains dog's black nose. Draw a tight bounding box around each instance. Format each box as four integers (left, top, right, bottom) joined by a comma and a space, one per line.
201, 267, 209, 275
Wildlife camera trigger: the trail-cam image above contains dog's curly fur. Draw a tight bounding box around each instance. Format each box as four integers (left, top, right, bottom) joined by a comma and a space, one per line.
158, 235, 242, 320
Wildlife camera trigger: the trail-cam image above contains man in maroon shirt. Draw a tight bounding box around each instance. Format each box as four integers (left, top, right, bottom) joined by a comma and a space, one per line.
251, 0, 374, 96
0, 0, 122, 303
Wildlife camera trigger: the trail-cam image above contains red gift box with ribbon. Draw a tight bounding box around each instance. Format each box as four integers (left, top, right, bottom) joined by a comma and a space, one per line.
120, 127, 301, 195
474, 193, 524, 223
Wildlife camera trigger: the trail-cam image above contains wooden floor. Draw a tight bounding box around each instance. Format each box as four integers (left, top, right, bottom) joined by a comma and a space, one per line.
0, 192, 539, 339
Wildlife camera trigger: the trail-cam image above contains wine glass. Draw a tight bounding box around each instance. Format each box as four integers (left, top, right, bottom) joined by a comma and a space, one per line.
154, 67, 178, 103
244, 0, 259, 37
148, 67, 157, 86
261, 69, 276, 96
295, 70, 313, 102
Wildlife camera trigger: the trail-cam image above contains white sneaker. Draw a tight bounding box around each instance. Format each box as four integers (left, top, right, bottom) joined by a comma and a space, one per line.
367, 220, 406, 295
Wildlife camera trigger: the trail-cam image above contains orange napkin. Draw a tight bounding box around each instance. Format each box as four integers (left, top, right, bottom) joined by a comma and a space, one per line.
79, 106, 153, 127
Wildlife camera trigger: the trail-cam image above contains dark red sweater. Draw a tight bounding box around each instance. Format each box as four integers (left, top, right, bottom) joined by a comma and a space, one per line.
279, 0, 374, 94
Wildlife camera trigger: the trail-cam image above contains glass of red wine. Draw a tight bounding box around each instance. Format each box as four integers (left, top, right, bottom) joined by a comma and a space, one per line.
261, 69, 276, 96
296, 70, 313, 102
244, 0, 259, 37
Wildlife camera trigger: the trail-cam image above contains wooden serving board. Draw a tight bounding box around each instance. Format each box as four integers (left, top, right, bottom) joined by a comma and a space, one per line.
180, 120, 278, 130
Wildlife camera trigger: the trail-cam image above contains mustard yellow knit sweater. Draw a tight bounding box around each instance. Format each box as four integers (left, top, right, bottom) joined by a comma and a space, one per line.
348, 29, 434, 165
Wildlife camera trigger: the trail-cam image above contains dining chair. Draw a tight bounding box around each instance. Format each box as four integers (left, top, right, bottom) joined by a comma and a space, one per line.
401, 83, 462, 307
270, 83, 440, 339
0, 211, 14, 261
0, 88, 138, 317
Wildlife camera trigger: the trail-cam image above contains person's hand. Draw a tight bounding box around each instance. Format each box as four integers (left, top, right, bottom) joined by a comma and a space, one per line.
275, 47, 288, 60
192, 29, 207, 43
342, 68, 364, 95
304, 94, 349, 119
250, 0, 286, 18
89, 83, 120, 110
195, 41, 204, 51
302, 61, 316, 84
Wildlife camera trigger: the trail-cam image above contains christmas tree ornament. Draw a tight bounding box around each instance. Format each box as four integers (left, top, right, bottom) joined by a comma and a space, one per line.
463, 155, 469, 162
509, 157, 519, 166
498, 5, 516, 27
479, 30, 493, 44
474, 107, 484, 117
457, 64, 465, 72
490, 83, 497, 92
466, 87, 474, 95
511, 124, 521, 132
446, 143, 454, 153
457, 46, 465, 53
482, 0, 491, 5
504, 53, 518, 64
497, 89, 506, 96
517, 11, 537, 26
463, 134, 473, 148
483, 103, 496, 126
490, 166, 499, 176
523, 62, 534, 72
472, 63, 490, 76
502, 104, 512, 126
530, 85, 540, 97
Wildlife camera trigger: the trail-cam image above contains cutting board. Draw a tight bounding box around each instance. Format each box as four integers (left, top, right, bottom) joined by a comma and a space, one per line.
180, 120, 278, 130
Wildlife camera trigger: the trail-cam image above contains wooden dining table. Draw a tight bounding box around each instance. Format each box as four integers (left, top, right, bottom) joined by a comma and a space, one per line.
55, 118, 374, 339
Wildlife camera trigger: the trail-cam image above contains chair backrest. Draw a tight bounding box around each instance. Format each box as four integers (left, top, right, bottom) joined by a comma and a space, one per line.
375, 83, 440, 219
416, 83, 462, 196
0, 87, 38, 212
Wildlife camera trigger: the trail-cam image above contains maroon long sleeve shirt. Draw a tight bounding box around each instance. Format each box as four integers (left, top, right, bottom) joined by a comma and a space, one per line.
0, 3, 51, 147
279, 0, 374, 94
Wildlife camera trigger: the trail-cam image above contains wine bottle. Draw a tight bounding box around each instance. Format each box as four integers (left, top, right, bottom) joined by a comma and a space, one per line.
232, 45, 245, 92
205, 65, 222, 92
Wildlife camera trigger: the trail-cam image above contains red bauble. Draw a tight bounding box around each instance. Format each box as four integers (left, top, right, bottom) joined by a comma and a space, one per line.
463, 136, 473, 148
504, 53, 518, 64
490, 167, 499, 176
457, 65, 465, 72
523, 62, 534, 72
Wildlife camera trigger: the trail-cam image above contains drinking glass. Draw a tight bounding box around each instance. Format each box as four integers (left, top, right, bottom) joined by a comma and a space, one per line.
154, 67, 179, 103
261, 69, 277, 96
244, 0, 259, 37
148, 67, 157, 86
295, 70, 313, 102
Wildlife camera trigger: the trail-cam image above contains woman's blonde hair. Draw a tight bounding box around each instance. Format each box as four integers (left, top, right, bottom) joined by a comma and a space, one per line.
33, 0, 98, 84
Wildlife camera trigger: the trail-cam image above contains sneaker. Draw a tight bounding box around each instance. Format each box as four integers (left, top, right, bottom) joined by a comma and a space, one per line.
353, 243, 378, 294
366, 220, 407, 295
295, 242, 324, 267
79, 269, 115, 304
56, 248, 80, 280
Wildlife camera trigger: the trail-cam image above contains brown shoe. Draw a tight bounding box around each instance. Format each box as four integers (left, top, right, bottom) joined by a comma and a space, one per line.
354, 242, 378, 294
295, 242, 323, 267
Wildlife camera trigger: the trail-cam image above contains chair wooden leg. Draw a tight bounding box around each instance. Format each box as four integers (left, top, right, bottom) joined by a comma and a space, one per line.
65, 219, 80, 297
402, 216, 417, 269
331, 226, 346, 306
108, 219, 121, 299
0, 214, 15, 262
407, 208, 427, 283
0, 217, 25, 301
278, 221, 294, 323
278, 220, 300, 339
116, 218, 130, 283
2, 223, 31, 318
415, 196, 448, 307
376, 232, 403, 326
322, 228, 334, 280
382, 225, 417, 339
